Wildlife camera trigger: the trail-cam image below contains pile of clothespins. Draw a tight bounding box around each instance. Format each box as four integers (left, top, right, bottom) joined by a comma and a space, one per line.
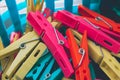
0, 0, 120, 80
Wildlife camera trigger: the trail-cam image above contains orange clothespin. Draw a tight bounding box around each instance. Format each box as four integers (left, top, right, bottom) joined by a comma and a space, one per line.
78, 5, 120, 33
66, 28, 91, 80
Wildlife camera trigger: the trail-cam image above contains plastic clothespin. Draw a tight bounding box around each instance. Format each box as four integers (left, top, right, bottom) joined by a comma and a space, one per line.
10, 32, 21, 43
71, 29, 120, 80
54, 10, 120, 54
27, 11, 74, 78
78, 5, 120, 34
89, 63, 96, 80
27, 0, 35, 13
62, 77, 74, 80
35, 0, 44, 11
0, 31, 41, 79
0, 38, 4, 79
26, 0, 44, 33
42, 8, 62, 29
25, 52, 63, 80
77, 5, 120, 42
66, 29, 91, 80
42, 8, 51, 18
11, 42, 47, 80
1, 32, 21, 80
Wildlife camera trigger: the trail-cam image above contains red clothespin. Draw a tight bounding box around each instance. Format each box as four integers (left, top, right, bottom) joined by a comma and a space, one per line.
27, 11, 74, 78
78, 5, 120, 34
54, 10, 120, 54
66, 29, 91, 80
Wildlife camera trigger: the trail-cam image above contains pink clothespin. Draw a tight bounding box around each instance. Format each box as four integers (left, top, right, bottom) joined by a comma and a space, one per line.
42, 8, 51, 18
10, 32, 21, 43
54, 10, 120, 54
10, 32, 21, 58
27, 11, 74, 78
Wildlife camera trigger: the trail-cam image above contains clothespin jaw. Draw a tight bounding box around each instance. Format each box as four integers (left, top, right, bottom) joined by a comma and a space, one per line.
25, 52, 63, 80
35, 0, 44, 11
66, 28, 81, 68
78, 5, 120, 33
54, 10, 120, 54
27, 0, 35, 13
66, 29, 91, 80
27, 11, 74, 78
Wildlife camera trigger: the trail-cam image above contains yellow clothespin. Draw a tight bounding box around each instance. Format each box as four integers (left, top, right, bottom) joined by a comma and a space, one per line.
71, 29, 120, 80
27, 0, 35, 13
25, 0, 35, 33
35, 0, 44, 11
99, 48, 120, 80
0, 31, 40, 79
11, 43, 47, 80
62, 77, 74, 80
0, 38, 4, 50
47, 16, 62, 29
0, 37, 13, 80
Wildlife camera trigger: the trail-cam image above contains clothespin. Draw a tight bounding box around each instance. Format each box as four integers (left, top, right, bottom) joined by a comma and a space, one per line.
54, 10, 120, 54
71, 29, 120, 80
43, 8, 62, 29
71, 29, 103, 64
35, 0, 44, 11
1, 32, 21, 80
78, 5, 120, 34
42, 8, 51, 18
25, 52, 63, 80
11, 42, 47, 80
89, 63, 96, 80
0, 38, 4, 79
25, 0, 44, 33
0, 38, 4, 50
62, 77, 74, 80
27, 0, 35, 13
0, 31, 40, 79
66, 29, 91, 80
77, 5, 120, 42
10, 32, 21, 43
27, 11, 74, 77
